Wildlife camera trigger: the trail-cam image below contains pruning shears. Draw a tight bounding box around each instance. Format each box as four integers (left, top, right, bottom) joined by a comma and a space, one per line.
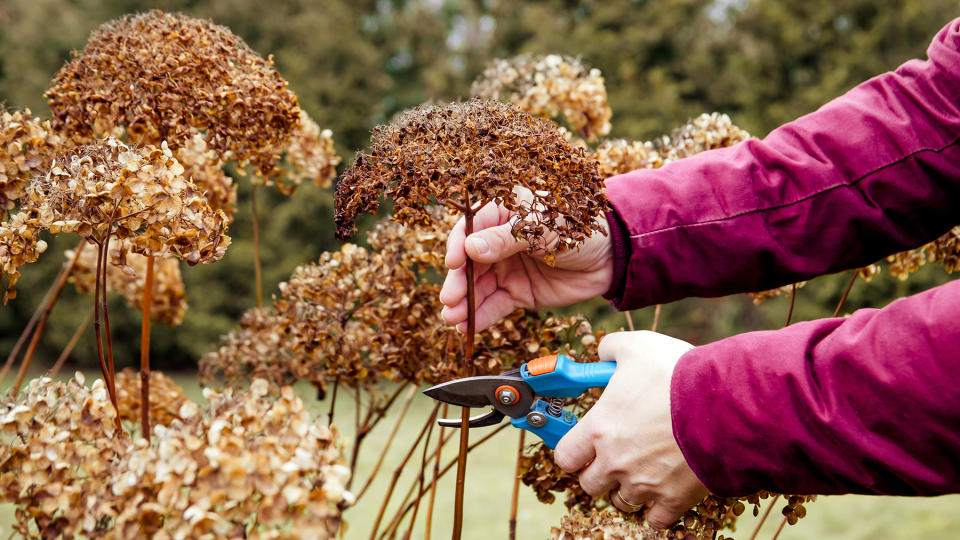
422, 354, 615, 448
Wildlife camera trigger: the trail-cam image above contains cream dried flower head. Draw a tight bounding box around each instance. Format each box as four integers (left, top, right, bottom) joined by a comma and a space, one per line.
1, 373, 347, 539
473, 54, 612, 141
1, 107, 62, 219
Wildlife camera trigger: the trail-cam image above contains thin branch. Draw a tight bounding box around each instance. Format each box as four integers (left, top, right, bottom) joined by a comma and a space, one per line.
328, 378, 339, 426
624, 311, 635, 331
509, 430, 525, 540
784, 284, 798, 327
355, 384, 418, 501
11, 242, 86, 396
404, 403, 438, 540
369, 404, 439, 540
770, 515, 789, 540
424, 403, 447, 540
384, 423, 511, 537
101, 225, 119, 410
48, 306, 94, 378
833, 271, 858, 317
140, 255, 155, 440
651, 304, 663, 332
748, 494, 780, 540
0, 240, 85, 384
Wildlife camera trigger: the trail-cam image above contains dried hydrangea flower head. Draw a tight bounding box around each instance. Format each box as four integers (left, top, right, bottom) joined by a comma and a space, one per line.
655, 112, 751, 162
114, 368, 190, 427
336, 98, 607, 263
29, 138, 229, 260
45, 10, 299, 176
928, 226, 960, 273
472, 54, 612, 141
0, 108, 61, 218
199, 307, 299, 388
177, 131, 237, 222
592, 139, 664, 177
1, 374, 347, 539
2, 138, 230, 299
275, 109, 341, 194
67, 244, 188, 325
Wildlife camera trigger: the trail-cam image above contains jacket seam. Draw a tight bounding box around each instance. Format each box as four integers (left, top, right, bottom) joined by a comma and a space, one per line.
628, 134, 960, 240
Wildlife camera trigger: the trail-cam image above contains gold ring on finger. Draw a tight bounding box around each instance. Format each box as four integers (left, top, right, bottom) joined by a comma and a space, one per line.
615, 488, 644, 511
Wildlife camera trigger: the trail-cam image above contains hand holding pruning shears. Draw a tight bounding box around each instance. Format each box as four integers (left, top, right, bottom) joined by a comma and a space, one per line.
434, 198, 707, 527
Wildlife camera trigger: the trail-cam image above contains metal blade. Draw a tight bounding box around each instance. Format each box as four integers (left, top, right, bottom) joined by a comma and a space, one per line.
437, 409, 505, 428
423, 375, 536, 419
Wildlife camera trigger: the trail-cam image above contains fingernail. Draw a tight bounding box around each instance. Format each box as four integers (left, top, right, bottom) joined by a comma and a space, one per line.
469, 237, 489, 254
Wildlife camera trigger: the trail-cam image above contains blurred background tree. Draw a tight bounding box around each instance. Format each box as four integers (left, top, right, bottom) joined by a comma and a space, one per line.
1, 0, 956, 372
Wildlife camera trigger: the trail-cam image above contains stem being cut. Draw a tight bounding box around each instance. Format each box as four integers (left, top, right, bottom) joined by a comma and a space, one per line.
452, 197, 477, 540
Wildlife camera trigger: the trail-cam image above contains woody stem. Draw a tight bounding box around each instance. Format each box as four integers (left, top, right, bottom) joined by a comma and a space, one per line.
140, 255, 155, 440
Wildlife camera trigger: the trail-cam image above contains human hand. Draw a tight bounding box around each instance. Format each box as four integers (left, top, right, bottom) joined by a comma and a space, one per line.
439, 196, 612, 332
553, 331, 708, 529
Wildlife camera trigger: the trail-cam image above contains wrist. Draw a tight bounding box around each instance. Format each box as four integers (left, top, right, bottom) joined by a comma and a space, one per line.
602, 207, 631, 305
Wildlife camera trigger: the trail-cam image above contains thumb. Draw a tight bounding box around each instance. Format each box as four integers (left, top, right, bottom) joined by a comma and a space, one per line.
553, 420, 596, 472
464, 222, 529, 264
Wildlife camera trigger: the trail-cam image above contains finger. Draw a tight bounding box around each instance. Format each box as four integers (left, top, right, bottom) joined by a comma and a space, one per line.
457, 289, 517, 332
553, 418, 596, 472
644, 501, 683, 530
441, 299, 467, 326
441, 272, 498, 324
611, 486, 648, 514
445, 216, 467, 270
464, 222, 530, 265
439, 267, 467, 307
576, 461, 617, 497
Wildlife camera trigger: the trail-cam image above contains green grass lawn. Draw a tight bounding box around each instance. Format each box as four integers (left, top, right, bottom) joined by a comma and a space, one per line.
2, 371, 960, 539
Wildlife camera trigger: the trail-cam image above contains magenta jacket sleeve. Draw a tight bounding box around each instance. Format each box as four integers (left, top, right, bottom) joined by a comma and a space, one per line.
602, 19, 960, 497
603, 18, 960, 310
673, 280, 960, 496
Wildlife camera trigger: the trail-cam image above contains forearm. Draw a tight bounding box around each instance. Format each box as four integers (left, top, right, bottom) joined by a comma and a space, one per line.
671, 279, 960, 497
604, 18, 960, 309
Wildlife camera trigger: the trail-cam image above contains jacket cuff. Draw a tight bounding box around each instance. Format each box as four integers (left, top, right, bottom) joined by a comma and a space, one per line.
602, 207, 632, 309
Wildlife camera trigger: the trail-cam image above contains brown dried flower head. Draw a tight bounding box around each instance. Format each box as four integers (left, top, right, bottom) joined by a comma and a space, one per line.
1, 373, 347, 539
45, 10, 301, 177
472, 55, 612, 141
335, 99, 607, 263
1, 108, 62, 218
928, 226, 960, 273
67, 244, 188, 325
204, 210, 599, 391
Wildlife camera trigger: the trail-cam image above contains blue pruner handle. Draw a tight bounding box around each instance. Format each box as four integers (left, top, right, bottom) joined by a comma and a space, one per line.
520, 354, 615, 397
511, 399, 577, 449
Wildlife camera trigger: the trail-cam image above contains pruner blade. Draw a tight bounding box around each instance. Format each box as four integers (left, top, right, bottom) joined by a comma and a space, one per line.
436, 409, 505, 428
422, 375, 536, 428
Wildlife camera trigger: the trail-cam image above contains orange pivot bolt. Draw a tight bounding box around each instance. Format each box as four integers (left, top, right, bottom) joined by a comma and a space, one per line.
495, 385, 519, 405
